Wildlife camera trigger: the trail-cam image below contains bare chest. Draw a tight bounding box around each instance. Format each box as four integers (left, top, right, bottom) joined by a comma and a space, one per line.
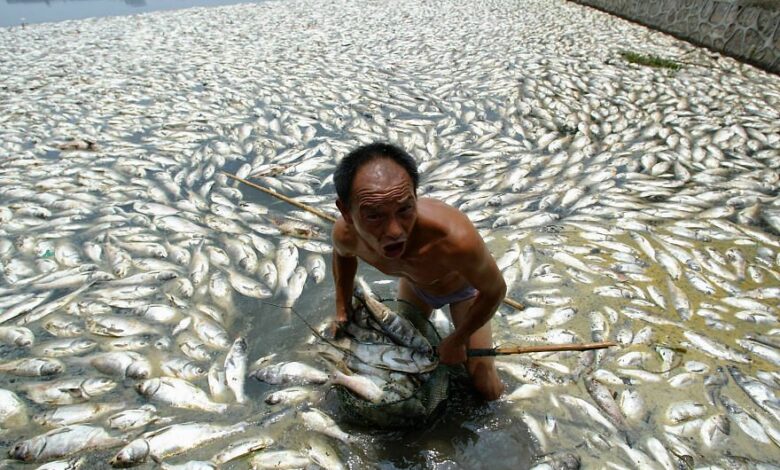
354, 245, 458, 289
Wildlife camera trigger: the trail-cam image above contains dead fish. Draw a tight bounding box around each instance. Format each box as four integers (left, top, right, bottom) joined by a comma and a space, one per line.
9, 425, 124, 462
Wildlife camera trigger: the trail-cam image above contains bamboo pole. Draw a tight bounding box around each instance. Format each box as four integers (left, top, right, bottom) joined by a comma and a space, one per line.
467, 341, 617, 357
223, 172, 337, 223
224, 171, 526, 312
502, 297, 525, 311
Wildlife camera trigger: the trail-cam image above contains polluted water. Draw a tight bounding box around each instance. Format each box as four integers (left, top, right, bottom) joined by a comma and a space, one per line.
1, 0, 780, 468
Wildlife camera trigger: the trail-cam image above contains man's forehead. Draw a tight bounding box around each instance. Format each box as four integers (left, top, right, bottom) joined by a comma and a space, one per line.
357, 193, 413, 210
351, 159, 414, 205
353, 158, 411, 186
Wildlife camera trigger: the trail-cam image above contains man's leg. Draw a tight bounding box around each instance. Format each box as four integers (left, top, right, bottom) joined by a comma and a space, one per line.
397, 277, 433, 318
449, 297, 505, 401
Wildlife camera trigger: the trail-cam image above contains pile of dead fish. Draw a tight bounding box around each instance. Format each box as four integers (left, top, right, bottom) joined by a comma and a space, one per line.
2, 0, 780, 467
252, 277, 438, 412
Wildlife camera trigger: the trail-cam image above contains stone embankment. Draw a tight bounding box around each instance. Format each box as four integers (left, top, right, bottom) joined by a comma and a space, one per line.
569, 0, 780, 74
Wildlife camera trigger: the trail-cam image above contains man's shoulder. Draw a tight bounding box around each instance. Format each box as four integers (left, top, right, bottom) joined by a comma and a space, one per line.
418, 198, 481, 256
417, 197, 466, 220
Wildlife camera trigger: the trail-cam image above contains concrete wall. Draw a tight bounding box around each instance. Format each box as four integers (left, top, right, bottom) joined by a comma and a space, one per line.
569, 0, 780, 74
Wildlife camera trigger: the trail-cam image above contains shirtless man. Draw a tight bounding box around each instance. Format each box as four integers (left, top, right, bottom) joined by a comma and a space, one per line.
330, 142, 506, 401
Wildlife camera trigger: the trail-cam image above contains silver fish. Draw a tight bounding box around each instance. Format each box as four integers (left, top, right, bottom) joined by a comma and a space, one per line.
110, 421, 246, 467
0, 325, 35, 347
301, 408, 355, 443
77, 351, 152, 379
250, 450, 311, 469
0, 388, 28, 429
354, 277, 432, 354
33, 402, 127, 427
211, 435, 274, 465
9, 425, 124, 463
23, 377, 116, 405
224, 337, 248, 404
106, 404, 171, 431
0, 357, 64, 376
136, 377, 228, 413
252, 361, 329, 385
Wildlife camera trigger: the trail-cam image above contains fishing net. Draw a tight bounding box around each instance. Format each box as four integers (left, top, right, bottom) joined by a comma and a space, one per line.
334, 298, 452, 429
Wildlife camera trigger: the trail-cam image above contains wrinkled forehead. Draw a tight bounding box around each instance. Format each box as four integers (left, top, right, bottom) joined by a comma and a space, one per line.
352, 159, 415, 208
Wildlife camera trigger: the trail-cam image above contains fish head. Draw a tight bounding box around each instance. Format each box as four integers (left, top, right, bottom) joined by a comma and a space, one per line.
75, 339, 97, 351
185, 363, 207, 378
154, 335, 173, 350
40, 360, 64, 376
84, 377, 117, 396
135, 378, 160, 396
14, 331, 34, 347
231, 337, 247, 354
126, 361, 152, 380
90, 271, 115, 282
110, 439, 150, 467
291, 266, 308, 285
252, 366, 273, 382
31, 411, 50, 426
8, 438, 44, 462
264, 391, 283, 405
337, 156, 417, 260
66, 325, 85, 336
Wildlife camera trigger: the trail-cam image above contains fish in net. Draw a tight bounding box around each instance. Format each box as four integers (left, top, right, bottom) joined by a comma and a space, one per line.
315, 284, 453, 429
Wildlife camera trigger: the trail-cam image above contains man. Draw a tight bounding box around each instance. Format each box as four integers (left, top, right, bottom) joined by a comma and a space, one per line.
330, 142, 506, 401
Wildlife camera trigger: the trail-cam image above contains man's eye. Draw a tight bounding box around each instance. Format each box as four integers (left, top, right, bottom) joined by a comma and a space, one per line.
366, 214, 381, 221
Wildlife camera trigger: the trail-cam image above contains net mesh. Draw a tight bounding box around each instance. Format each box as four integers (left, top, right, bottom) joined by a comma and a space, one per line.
335, 299, 451, 429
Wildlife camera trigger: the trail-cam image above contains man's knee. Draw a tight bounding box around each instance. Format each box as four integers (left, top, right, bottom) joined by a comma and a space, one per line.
467, 359, 505, 401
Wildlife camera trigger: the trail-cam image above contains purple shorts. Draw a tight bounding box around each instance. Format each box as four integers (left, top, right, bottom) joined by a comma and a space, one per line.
410, 283, 479, 309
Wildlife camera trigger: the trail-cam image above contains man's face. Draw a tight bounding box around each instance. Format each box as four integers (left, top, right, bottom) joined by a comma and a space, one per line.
339, 158, 417, 259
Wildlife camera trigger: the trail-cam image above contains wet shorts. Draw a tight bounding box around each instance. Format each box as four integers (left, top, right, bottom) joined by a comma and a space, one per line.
410, 283, 479, 309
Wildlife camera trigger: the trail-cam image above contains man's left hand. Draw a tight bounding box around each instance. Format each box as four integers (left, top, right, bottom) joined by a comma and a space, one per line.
437, 334, 467, 365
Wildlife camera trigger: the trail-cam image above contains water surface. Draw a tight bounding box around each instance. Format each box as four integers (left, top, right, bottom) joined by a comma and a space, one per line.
0, 0, 256, 27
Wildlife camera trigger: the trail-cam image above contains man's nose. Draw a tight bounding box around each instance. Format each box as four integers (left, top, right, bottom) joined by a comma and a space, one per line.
386, 217, 404, 239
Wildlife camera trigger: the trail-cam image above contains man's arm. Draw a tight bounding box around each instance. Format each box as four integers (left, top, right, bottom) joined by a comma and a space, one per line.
331, 220, 358, 323
438, 232, 506, 364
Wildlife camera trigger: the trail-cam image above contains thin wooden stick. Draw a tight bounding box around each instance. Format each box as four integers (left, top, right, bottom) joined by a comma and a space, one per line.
223, 172, 337, 223
502, 297, 525, 311
467, 341, 617, 357
225, 171, 527, 312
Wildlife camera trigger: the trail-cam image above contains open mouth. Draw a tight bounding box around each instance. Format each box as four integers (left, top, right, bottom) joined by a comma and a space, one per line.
383, 241, 405, 258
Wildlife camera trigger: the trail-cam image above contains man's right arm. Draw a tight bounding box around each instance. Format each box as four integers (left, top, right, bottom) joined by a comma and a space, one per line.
332, 221, 358, 323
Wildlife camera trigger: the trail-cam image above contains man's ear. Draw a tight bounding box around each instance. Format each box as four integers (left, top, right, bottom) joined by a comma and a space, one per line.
336, 199, 353, 225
